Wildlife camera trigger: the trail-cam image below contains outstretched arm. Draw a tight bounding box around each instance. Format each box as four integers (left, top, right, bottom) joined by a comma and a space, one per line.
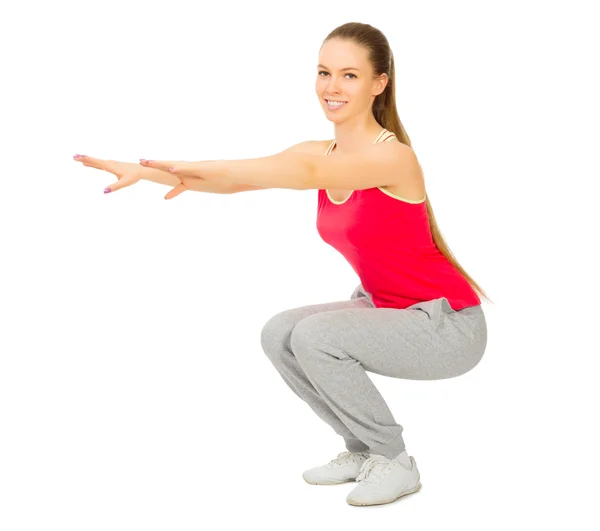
140, 151, 314, 191
140, 140, 415, 193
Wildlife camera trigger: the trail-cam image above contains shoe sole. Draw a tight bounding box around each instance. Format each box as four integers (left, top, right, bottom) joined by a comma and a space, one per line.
346, 482, 422, 506
303, 475, 357, 485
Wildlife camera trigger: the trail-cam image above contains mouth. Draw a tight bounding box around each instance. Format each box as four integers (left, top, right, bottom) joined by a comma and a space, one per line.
325, 99, 348, 110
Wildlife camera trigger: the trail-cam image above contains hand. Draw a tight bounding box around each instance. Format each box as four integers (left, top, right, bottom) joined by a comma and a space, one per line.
139, 159, 208, 200
73, 155, 144, 193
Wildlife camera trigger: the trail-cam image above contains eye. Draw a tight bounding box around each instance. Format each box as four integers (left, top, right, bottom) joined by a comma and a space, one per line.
318, 71, 357, 79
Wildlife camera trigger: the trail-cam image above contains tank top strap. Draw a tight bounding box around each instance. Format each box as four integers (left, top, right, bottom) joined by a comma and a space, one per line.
324, 129, 396, 155
325, 139, 336, 155
377, 129, 397, 143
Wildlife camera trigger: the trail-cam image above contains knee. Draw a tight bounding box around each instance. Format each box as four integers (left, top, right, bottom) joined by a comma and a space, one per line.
288, 318, 312, 348
260, 311, 295, 357
289, 316, 326, 353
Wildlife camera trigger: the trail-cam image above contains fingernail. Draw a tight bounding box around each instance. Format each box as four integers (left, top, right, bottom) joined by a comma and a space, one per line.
104, 187, 111, 194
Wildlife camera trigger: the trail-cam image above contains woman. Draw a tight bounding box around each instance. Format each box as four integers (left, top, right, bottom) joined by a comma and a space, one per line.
74, 22, 489, 507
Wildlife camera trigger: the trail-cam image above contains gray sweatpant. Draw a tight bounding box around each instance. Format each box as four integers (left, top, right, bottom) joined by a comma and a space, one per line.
260, 283, 488, 460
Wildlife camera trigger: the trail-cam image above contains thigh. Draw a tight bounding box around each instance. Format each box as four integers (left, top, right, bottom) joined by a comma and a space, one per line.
260, 293, 371, 351
290, 297, 487, 380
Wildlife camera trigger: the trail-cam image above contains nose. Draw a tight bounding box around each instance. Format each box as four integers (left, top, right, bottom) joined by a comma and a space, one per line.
326, 75, 342, 95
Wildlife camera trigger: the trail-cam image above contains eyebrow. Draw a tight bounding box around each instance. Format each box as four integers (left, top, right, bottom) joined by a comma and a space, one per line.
317, 64, 360, 71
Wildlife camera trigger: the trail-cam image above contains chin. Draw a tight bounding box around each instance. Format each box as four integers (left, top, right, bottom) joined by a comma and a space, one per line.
325, 114, 346, 124
322, 106, 346, 120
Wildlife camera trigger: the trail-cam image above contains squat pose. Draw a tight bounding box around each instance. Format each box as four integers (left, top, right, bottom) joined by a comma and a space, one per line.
74, 22, 489, 508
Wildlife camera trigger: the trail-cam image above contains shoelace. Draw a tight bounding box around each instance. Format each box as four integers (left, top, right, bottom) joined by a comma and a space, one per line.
356, 455, 391, 483
328, 451, 368, 467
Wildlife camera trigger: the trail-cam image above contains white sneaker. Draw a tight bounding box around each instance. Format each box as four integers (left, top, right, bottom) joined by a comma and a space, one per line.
303, 451, 371, 485
346, 453, 422, 506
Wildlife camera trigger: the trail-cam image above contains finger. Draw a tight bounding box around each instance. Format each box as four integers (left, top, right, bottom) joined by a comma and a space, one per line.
139, 159, 181, 172
74, 155, 114, 171
74, 155, 100, 169
164, 162, 202, 177
164, 183, 187, 200
103, 176, 136, 194
77, 160, 99, 169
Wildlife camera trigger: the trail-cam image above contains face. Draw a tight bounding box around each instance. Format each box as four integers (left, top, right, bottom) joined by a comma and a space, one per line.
316, 38, 387, 122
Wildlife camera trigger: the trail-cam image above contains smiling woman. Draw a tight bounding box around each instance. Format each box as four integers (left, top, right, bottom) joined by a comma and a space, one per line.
260, 21, 491, 509
75, 20, 491, 509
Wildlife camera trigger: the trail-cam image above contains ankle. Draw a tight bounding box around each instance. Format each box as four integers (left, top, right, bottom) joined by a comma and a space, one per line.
392, 450, 411, 467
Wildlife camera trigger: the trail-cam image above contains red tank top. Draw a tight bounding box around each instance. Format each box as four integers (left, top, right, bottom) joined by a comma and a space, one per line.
316, 128, 481, 310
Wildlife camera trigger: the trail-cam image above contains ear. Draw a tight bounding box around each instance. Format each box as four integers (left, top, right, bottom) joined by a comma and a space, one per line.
373, 72, 389, 97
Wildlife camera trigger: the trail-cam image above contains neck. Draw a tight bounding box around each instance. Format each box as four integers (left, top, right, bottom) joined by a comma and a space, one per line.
333, 117, 385, 152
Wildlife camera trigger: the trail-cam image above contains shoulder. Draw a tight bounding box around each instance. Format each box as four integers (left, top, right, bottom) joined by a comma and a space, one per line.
366, 140, 424, 187
380, 139, 419, 168
280, 138, 415, 159
364, 138, 418, 166
305, 140, 334, 155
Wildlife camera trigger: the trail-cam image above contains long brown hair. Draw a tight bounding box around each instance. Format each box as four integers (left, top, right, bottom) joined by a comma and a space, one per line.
323, 22, 491, 304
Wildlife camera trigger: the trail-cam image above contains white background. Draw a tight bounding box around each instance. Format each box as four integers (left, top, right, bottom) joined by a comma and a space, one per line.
1, 0, 599, 529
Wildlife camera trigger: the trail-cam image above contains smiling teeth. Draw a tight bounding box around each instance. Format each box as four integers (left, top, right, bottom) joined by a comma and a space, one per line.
327, 100, 346, 106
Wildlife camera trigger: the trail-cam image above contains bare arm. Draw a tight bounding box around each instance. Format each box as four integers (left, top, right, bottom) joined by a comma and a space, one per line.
141, 166, 240, 194
212, 140, 324, 193
74, 156, 258, 195
231, 183, 268, 193
143, 140, 322, 194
